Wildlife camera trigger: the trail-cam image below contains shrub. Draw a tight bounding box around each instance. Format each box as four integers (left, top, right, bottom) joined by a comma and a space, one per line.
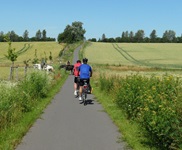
0, 82, 22, 129
0, 71, 52, 129
17, 71, 52, 112
98, 73, 182, 149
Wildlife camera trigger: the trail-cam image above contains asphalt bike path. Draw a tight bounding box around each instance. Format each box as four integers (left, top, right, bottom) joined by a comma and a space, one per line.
16, 46, 126, 150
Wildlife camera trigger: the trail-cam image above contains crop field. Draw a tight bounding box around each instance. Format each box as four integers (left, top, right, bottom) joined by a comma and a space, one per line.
0, 42, 66, 80
84, 42, 182, 77
85, 42, 182, 68
0, 42, 65, 65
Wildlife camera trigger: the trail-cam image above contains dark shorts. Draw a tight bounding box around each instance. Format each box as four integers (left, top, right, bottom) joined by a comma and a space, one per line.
74, 77, 80, 84
79, 78, 90, 86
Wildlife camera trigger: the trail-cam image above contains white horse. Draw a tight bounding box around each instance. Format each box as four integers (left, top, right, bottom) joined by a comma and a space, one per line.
33, 64, 54, 72
33, 64, 42, 70
44, 65, 54, 72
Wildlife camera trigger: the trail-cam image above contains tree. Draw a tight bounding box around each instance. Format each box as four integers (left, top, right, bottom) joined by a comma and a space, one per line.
135, 30, 145, 42
57, 21, 86, 43
121, 31, 130, 42
71, 21, 86, 41
101, 34, 106, 42
162, 30, 176, 42
115, 37, 121, 42
4, 36, 18, 80
32, 49, 39, 64
0, 31, 4, 42
88, 38, 97, 42
35, 30, 41, 40
121, 32, 125, 42
23, 59, 31, 76
150, 30, 157, 42
42, 29, 47, 41
9, 30, 19, 42
23, 30, 29, 41
129, 31, 134, 42
108, 38, 115, 42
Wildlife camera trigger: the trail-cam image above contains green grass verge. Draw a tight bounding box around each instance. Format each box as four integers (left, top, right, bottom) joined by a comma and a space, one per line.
91, 81, 156, 150
0, 71, 68, 150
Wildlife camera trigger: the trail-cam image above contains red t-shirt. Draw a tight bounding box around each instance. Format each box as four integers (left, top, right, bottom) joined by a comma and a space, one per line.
73, 62, 81, 76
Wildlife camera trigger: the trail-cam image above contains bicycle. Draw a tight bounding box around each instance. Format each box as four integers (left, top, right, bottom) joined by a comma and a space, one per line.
82, 79, 89, 105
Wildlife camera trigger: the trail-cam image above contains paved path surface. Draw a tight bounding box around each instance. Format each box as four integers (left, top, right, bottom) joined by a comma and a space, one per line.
16, 45, 126, 150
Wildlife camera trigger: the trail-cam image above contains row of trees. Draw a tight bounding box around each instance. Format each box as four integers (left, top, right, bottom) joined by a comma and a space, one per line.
2, 22, 181, 43
88, 30, 182, 43
0, 30, 56, 42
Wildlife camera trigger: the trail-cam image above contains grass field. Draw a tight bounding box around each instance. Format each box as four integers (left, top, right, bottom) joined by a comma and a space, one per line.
84, 42, 182, 78
85, 42, 182, 68
0, 42, 66, 80
0, 42, 66, 66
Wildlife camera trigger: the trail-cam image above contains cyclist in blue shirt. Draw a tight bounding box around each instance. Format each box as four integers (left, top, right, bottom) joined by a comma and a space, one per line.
78, 58, 92, 101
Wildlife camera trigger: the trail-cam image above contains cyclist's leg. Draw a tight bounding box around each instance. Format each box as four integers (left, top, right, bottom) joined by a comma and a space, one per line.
79, 79, 84, 100
86, 78, 91, 93
74, 77, 78, 95
77, 77, 80, 91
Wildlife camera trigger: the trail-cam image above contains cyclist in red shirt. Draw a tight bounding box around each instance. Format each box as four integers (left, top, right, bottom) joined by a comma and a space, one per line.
73, 60, 81, 96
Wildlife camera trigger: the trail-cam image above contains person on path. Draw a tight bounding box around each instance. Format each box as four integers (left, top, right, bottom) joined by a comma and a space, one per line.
78, 58, 92, 101
73, 60, 81, 96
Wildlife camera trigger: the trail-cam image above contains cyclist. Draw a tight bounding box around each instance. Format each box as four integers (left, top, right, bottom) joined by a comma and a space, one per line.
73, 60, 81, 96
78, 58, 92, 101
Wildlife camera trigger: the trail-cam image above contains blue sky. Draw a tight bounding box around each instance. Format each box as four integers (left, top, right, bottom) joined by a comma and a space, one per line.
1, 0, 182, 40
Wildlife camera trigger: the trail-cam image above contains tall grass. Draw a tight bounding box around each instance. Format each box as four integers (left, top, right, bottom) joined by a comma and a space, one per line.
0, 71, 52, 130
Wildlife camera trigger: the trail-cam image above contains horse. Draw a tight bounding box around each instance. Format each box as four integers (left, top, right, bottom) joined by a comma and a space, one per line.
59, 64, 74, 74
44, 65, 54, 72
33, 64, 54, 72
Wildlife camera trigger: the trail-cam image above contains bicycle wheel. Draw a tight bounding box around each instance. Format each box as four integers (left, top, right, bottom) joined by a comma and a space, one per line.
82, 92, 87, 105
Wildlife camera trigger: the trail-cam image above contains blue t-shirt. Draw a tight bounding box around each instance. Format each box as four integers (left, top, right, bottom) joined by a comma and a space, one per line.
79, 64, 92, 79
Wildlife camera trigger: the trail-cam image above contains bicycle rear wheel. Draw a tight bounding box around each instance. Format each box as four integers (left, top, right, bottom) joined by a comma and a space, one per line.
82, 92, 87, 105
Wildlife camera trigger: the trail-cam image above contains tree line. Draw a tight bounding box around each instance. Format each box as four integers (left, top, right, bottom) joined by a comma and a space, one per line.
88, 29, 182, 43
0, 29, 56, 42
2, 22, 181, 44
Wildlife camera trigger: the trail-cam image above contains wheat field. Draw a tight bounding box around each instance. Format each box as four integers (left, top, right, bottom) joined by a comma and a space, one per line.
84, 42, 182, 78
84, 42, 182, 69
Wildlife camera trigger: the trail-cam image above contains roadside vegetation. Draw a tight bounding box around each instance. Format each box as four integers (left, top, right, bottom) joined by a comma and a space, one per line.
0, 21, 85, 149
84, 42, 182, 149
0, 41, 81, 150
92, 74, 182, 149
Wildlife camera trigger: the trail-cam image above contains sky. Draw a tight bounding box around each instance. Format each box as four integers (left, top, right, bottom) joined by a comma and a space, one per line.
1, 0, 182, 40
